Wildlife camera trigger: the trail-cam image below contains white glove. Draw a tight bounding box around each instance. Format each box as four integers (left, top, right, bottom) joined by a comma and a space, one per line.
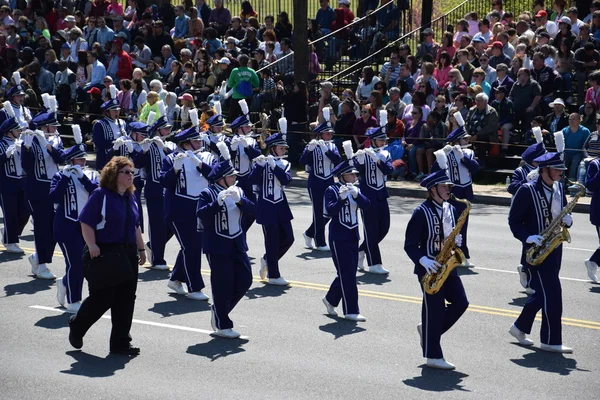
354, 149, 366, 164
255, 155, 267, 167
317, 139, 328, 152
36, 132, 49, 147
339, 185, 349, 199
454, 144, 464, 158
6, 144, 16, 158
562, 214, 573, 227
173, 154, 185, 171
365, 148, 378, 162
153, 136, 165, 149
125, 140, 134, 153
308, 139, 318, 151
228, 187, 241, 203
217, 190, 229, 206
526, 235, 544, 246
230, 136, 241, 151
141, 141, 151, 153
377, 151, 387, 161
455, 233, 463, 248
186, 150, 201, 166
267, 155, 276, 169
419, 256, 441, 274
347, 184, 358, 198
442, 144, 453, 153
62, 165, 74, 177
112, 138, 123, 151
72, 165, 84, 179
22, 133, 34, 148
239, 136, 249, 148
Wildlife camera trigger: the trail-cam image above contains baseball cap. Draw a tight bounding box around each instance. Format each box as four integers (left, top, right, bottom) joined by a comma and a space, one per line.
226, 36, 237, 44
65, 15, 76, 23
472, 36, 486, 43
338, 0, 350, 4
491, 41, 503, 49
535, 10, 547, 18
218, 57, 231, 65
115, 32, 128, 39
178, 93, 194, 101
87, 87, 101, 95
558, 16, 571, 24
320, 81, 333, 90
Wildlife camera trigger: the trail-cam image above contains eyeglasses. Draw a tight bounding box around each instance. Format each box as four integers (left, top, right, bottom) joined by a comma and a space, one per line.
361, 110, 369, 114
119, 170, 134, 175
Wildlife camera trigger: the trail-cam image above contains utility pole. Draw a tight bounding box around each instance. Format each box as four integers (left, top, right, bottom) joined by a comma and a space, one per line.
421, 0, 433, 29
293, 1, 309, 83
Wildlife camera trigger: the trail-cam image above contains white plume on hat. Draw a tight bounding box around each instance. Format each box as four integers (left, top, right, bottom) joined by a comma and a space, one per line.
41, 93, 51, 110
434, 149, 448, 170
109, 84, 117, 99
533, 127, 543, 144
239, 99, 249, 116
323, 107, 331, 123
147, 111, 157, 127
379, 109, 388, 132
48, 96, 57, 113
554, 131, 565, 153
342, 140, 354, 160
454, 111, 465, 127
189, 109, 199, 127
217, 141, 230, 161
71, 124, 82, 145
214, 101, 222, 116
3, 101, 15, 118
278, 117, 287, 137
157, 100, 166, 117
11, 71, 21, 85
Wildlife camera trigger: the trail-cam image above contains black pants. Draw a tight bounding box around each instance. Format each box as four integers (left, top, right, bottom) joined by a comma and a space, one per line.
70, 245, 139, 351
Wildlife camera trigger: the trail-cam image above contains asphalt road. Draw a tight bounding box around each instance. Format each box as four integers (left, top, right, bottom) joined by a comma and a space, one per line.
1, 187, 599, 399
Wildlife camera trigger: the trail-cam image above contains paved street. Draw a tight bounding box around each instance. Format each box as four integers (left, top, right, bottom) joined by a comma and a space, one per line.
1, 186, 599, 399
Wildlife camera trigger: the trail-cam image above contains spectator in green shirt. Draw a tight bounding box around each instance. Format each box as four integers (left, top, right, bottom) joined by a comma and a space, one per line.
227, 54, 260, 120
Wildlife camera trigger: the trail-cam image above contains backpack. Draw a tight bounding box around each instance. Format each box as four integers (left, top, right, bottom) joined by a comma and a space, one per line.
237, 80, 253, 98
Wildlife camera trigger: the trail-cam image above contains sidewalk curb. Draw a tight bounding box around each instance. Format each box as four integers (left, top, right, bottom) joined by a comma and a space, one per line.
289, 177, 590, 214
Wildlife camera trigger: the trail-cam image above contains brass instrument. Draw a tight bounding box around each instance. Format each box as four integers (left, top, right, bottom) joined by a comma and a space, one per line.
525, 180, 585, 266
421, 195, 471, 295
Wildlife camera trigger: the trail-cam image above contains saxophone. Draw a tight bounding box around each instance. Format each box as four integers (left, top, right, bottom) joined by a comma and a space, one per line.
525, 180, 585, 266
421, 195, 471, 295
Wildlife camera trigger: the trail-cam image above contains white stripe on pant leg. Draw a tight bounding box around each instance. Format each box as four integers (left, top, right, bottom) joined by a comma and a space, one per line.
361, 209, 373, 266
0, 193, 7, 245
309, 188, 318, 240
423, 290, 429, 357
171, 221, 194, 293
59, 242, 74, 304
536, 270, 551, 344
332, 241, 349, 315
207, 254, 220, 330
261, 224, 268, 270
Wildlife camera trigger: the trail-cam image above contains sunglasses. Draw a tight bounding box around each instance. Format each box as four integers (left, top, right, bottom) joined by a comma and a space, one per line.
119, 170, 134, 175
361, 110, 369, 114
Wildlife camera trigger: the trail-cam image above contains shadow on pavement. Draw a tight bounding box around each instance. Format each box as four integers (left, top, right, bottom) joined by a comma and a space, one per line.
61, 351, 133, 377
510, 348, 589, 375
4, 278, 54, 297
456, 267, 478, 277
356, 273, 391, 286
318, 317, 366, 339
403, 368, 470, 392
148, 293, 211, 317
589, 284, 600, 294
295, 250, 331, 260
186, 337, 248, 361
137, 268, 171, 282
0, 252, 25, 263
245, 284, 290, 300
35, 313, 70, 330
508, 296, 528, 307
20, 234, 34, 241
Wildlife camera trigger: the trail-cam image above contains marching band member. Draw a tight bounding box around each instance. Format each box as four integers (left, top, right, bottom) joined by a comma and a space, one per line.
0, 114, 29, 254
92, 95, 126, 171
20, 96, 65, 280
160, 110, 212, 300
197, 157, 255, 339
250, 118, 294, 286
322, 141, 370, 321
205, 102, 230, 157
354, 110, 393, 275
230, 100, 261, 201
438, 111, 479, 268
404, 151, 468, 370
584, 139, 600, 282
300, 108, 342, 251
51, 126, 99, 312
509, 127, 546, 293
508, 132, 574, 353
0, 73, 32, 129
140, 104, 177, 270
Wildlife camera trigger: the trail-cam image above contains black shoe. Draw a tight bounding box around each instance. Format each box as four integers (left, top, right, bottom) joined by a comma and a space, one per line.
110, 345, 141, 356
68, 317, 83, 349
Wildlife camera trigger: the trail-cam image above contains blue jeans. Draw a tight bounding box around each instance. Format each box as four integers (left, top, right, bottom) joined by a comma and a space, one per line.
408, 144, 424, 176
564, 151, 583, 180
560, 72, 573, 93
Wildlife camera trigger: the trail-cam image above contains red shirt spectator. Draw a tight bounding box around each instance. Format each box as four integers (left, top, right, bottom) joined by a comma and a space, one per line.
91, 0, 110, 18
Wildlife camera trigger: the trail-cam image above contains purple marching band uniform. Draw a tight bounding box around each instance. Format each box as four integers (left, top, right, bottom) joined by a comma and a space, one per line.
353, 123, 393, 274
50, 139, 99, 311
197, 159, 255, 339
230, 111, 262, 207
299, 121, 342, 250
204, 113, 231, 158
585, 139, 600, 282
508, 151, 573, 352
160, 122, 214, 299
404, 168, 469, 368
507, 128, 546, 293
249, 126, 294, 285
137, 110, 178, 269
92, 99, 128, 171
323, 156, 370, 320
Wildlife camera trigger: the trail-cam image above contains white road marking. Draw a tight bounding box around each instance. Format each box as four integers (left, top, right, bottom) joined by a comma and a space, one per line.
473, 267, 592, 282
564, 246, 595, 252
29, 305, 249, 339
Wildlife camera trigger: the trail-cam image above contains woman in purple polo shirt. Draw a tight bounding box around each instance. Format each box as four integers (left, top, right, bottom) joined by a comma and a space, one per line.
68, 156, 146, 356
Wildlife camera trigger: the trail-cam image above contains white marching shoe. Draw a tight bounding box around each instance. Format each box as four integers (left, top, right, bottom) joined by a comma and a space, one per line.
322, 297, 338, 316
153, 264, 169, 271
65, 302, 81, 313
186, 291, 209, 301
5, 243, 24, 254
29, 253, 39, 275
357, 251, 366, 271
214, 328, 241, 339
462, 259, 474, 268
365, 264, 389, 275
417, 323, 423, 348
259, 257, 268, 280
56, 277, 66, 307
167, 280, 188, 295
36, 265, 56, 280
540, 343, 573, 354
509, 324, 534, 346
427, 358, 456, 370
302, 232, 314, 249
267, 277, 289, 286
584, 259, 598, 282
344, 314, 366, 322
315, 245, 330, 252
517, 265, 528, 289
